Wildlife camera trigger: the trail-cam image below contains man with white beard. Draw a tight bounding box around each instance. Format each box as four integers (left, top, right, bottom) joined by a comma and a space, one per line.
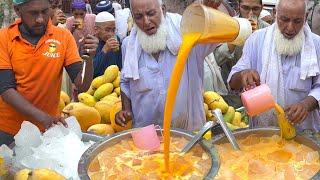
115, 0, 251, 131
229, 0, 320, 132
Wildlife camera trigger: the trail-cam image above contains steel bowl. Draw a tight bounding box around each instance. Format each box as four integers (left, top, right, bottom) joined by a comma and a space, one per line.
212, 127, 320, 179
78, 128, 220, 180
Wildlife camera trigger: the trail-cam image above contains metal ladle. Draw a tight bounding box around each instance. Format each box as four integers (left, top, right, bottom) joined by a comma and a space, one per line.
181, 121, 215, 153
213, 109, 241, 150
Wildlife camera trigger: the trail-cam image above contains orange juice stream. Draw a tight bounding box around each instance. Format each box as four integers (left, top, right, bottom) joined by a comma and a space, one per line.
163, 33, 201, 172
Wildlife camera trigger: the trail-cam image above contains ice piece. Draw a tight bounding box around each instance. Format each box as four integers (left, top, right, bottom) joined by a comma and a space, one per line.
0, 145, 13, 165
21, 156, 61, 169
11, 119, 91, 180
14, 147, 33, 160
42, 124, 68, 140
66, 116, 82, 139
14, 121, 42, 147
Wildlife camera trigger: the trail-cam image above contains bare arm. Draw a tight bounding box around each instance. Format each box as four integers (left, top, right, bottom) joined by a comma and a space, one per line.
121, 91, 132, 111
115, 91, 133, 127
0, 69, 67, 129
1, 89, 66, 128
72, 58, 94, 93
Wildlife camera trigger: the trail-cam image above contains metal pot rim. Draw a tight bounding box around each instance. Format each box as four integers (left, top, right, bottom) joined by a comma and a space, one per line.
78, 128, 220, 179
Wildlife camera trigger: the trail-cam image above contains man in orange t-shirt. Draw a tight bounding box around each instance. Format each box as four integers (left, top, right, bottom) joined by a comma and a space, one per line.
0, 0, 99, 145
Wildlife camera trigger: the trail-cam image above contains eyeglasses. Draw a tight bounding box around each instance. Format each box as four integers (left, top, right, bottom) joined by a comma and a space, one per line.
240, 5, 262, 13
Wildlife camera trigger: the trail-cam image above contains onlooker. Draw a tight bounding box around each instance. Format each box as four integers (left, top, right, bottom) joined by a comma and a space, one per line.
112, 0, 122, 11
260, 9, 273, 24
96, 0, 114, 15
85, 0, 93, 14
96, 0, 132, 42
49, 0, 66, 26
93, 11, 122, 78
66, 0, 96, 51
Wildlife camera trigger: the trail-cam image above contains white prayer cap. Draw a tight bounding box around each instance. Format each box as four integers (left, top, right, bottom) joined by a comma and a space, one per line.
95, 12, 115, 23
259, 9, 271, 19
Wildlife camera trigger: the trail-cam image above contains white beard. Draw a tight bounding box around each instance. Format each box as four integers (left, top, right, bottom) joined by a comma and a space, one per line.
137, 16, 168, 54
274, 24, 305, 56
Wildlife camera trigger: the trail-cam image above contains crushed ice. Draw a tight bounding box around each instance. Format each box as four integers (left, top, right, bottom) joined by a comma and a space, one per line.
11, 117, 94, 179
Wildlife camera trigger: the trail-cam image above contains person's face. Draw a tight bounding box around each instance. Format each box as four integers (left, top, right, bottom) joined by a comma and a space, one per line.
50, 0, 62, 10
95, 21, 116, 41
276, 1, 306, 39
14, 0, 50, 36
49, 0, 62, 18
72, 9, 86, 19
239, 0, 262, 18
131, 0, 164, 36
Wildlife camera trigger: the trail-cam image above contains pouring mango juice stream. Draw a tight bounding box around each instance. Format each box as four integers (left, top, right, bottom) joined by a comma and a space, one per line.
163, 33, 201, 173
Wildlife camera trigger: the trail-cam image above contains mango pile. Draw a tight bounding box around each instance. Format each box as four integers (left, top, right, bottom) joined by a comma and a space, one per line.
60, 65, 132, 136
203, 91, 249, 131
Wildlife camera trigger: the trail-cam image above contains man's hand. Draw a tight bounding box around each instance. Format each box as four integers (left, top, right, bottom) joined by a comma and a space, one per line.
285, 103, 308, 125
36, 112, 68, 129
239, 69, 261, 90
52, 9, 66, 26
83, 34, 99, 57
248, 18, 258, 32
102, 38, 120, 53
71, 19, 82, 33
115, 110, 132, 127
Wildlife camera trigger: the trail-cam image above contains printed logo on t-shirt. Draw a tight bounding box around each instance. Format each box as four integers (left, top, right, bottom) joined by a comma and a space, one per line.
43, 39, 61, 58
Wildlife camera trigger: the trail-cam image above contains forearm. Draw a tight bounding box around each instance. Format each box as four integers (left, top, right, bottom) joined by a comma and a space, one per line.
301, 96, 319, 112
1, 89, 46, 122
120, 91, 132, 112
74, 58, 93, 93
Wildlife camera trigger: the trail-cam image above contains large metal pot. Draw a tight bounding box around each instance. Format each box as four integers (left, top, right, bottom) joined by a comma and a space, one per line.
78, 128, 220, 180
212, 127, 320, 179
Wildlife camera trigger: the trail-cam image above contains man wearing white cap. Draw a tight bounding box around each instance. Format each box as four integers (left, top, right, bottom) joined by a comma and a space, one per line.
93, 11, 122, 78
259, 9, 273, 24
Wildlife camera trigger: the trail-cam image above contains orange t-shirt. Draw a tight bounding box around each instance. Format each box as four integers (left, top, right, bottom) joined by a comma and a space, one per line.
0, 19, 81, 135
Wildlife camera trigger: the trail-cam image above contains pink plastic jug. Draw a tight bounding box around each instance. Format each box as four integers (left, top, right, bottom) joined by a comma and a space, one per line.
241, 84, 275, 117
131, 124, 161, 150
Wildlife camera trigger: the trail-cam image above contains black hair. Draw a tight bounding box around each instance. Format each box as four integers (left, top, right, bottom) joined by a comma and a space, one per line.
239, 0, 263, 5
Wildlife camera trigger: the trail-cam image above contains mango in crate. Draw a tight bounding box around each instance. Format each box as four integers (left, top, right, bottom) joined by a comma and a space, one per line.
60, 91, 71, 105
91, 76, 105, 90
104, 65, 119, 83
95, 100, 116, 124
223, 106, 235, 123
87, 124, 115, 136
78, 93, 96, 107
94, 83, 114, 101
232, 112, 242, 126
63, 103, 101, 131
